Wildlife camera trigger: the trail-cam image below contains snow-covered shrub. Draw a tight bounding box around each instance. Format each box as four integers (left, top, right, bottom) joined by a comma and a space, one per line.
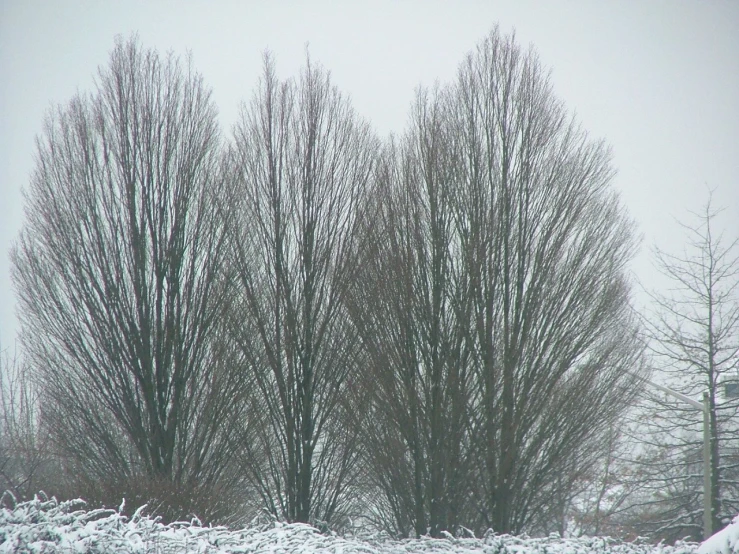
0, 493, 703, 554
698, 515, 739, 554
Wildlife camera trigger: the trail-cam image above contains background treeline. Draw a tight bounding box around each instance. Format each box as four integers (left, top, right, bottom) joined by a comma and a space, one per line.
1, 29, 737, 542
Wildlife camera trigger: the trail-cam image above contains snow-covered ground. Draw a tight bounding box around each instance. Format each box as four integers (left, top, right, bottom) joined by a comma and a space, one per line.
0, 494, 704, 554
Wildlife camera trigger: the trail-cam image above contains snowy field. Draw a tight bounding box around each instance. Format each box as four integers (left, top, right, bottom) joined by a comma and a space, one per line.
0, 494, 724, 554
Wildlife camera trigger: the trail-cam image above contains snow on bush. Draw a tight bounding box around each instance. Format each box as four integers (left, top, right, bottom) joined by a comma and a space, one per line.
698, 515, 739, 554
0, 493, 700, 554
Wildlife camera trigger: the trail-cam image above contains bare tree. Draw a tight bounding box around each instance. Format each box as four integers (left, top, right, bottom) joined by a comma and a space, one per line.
453, 29, 644, 535
349, 27, 644, 537
0, 344, 56, 502
562, 422, 648, 538
225, 54, 378, 527
347, 93, 478, 537
11, 37, 242, 522
623, 195, 739, 541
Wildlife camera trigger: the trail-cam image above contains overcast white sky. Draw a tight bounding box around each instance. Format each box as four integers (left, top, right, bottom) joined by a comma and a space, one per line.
1, 1, 738, 347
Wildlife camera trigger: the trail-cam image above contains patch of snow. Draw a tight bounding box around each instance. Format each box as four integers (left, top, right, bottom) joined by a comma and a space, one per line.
697, 517, 739, 554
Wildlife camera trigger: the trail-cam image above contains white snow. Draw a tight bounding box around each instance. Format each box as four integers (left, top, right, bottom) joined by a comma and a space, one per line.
0, 494, 701, 554
697, 516, 739, 554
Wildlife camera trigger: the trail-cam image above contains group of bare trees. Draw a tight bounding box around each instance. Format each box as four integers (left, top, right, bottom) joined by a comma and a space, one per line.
543, 195, 738, 543
9, 28, 727, 540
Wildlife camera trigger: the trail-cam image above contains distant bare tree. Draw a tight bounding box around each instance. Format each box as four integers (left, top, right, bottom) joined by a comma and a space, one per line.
11, 37, 242, 522
562, 422, 647, 538
0, 344, 56, 502
349, 27, 644, 537
226, 54, 378, 527
623, 195, 739, 541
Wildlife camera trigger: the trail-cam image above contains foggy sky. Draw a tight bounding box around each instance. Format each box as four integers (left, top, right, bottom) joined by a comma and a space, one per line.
1, 0, 738, 348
